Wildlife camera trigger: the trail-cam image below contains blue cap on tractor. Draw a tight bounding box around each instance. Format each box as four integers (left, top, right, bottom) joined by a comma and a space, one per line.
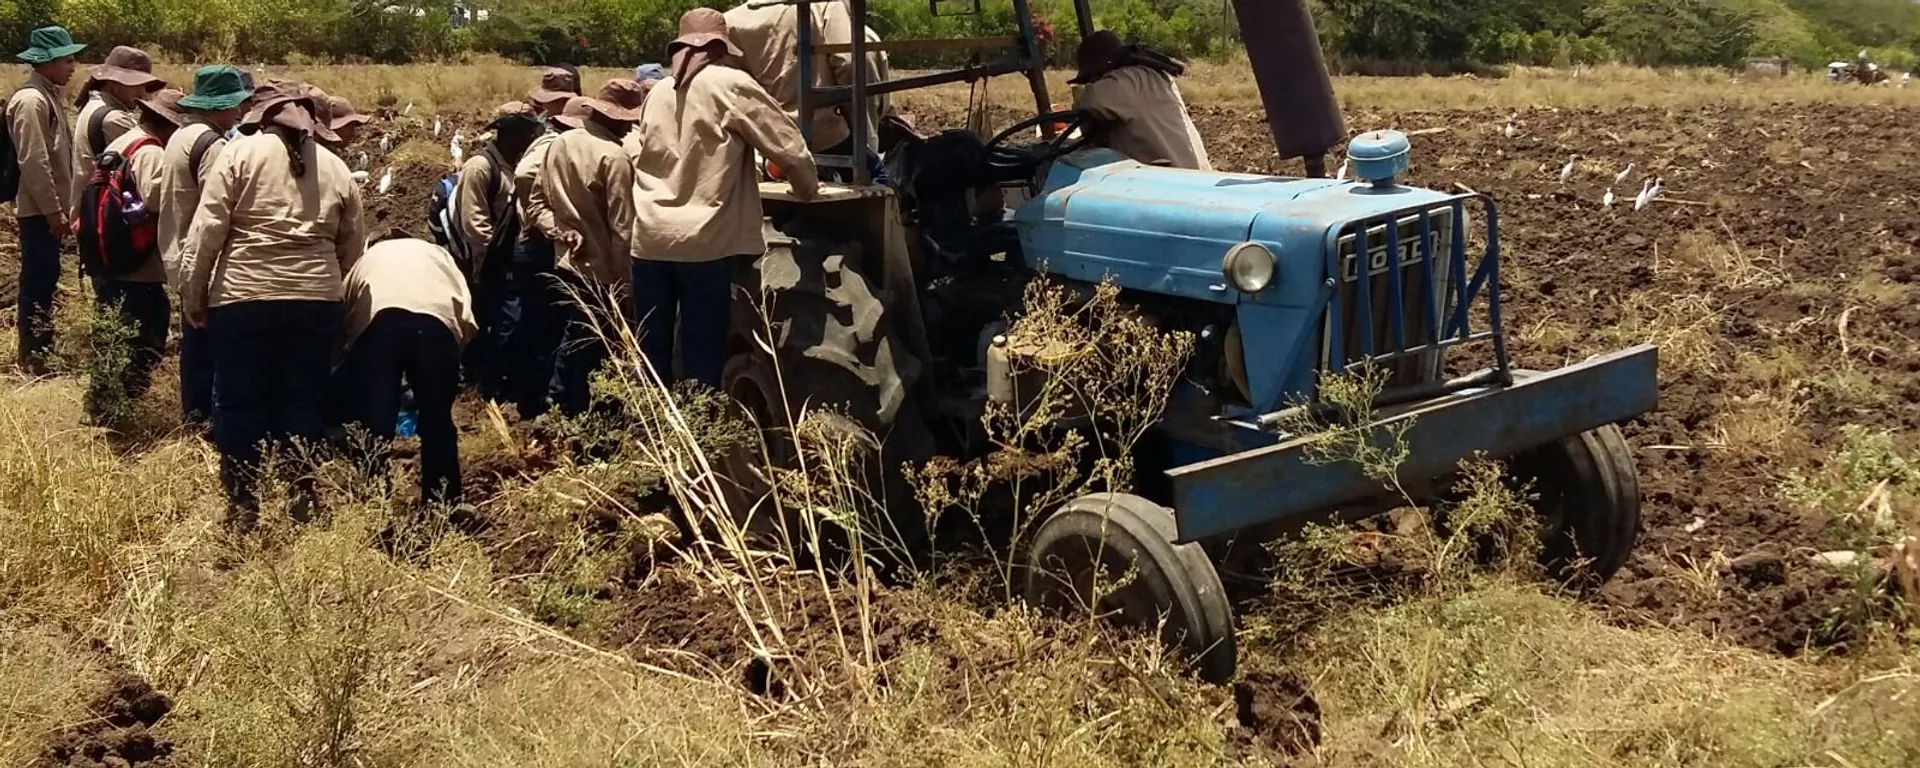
1347, 130, 1411, 189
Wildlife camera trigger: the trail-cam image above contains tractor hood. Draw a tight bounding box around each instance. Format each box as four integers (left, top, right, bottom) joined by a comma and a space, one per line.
1011, 148, 1454, 307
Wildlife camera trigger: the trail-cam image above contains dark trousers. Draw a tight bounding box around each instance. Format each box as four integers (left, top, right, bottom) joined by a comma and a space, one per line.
334, 309, 462, 505
16, 216, 62, 373
86, 275, 169, 402
508, 235, 565, 418
631, 257, 733, 390
549, 270, 613, 417
179, 318, 214, 426
208, 300, 344, 509
463, 252, 517, 402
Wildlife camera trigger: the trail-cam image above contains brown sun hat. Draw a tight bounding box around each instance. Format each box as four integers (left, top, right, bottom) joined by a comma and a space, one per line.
240, 81, 340, 143
598, 78, 646, 111
135, 88, 187, 127
326, 95, 368, 130
668, 8, 743, 58
486, 100, 540, 130
530, 67, 579, 105
91, 45, 163, 89
551, 96, 592, 130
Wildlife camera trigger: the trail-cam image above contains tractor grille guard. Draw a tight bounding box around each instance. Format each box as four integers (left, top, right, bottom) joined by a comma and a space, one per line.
1313, 193, 1510, 409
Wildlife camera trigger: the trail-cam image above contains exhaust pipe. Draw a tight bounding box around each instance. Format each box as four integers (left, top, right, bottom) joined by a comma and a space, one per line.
1228, 0, 1345, 177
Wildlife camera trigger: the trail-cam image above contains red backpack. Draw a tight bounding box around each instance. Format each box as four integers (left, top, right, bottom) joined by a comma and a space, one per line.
78, 135, 162, 278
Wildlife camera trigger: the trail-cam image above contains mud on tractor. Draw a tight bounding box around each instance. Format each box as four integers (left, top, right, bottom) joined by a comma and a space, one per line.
720, 0, 1660, 683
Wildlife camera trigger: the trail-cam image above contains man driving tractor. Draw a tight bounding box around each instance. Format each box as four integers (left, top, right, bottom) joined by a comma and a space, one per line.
1069, 30, 1210, 171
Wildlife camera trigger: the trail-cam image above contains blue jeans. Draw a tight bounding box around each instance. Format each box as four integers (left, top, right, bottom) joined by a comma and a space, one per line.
208, 300, 344, 509
87, 275, 169, 404
631, 257, 734, 390
508, 235, 564, 418
332, 309, 463, 504
15, 216, 62, 373
179, 318, 213, 426
548, 269, 612, 417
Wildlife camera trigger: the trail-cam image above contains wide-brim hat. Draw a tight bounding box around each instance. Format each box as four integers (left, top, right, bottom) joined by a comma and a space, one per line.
486, 101, 540, 132
668, 8, 744, 58
598, 78, 646, 112
240, 82, 340, 144
90, 45, 162, 89
551, 96, 592, 129
179, 65, 253, 111
17, 26, 85, 64
1068, 29, 1126, 84
326, 96, 369, 131
530, 67, 580, 105
135, 89, 187, 127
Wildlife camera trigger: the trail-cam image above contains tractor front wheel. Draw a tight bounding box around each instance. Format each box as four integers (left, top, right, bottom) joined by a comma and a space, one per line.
1508, 424, 1641, 586
1025, 493, 1237, 684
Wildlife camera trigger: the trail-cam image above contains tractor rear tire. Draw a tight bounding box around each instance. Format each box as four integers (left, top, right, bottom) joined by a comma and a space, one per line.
1026, 493, 1237, 684
1509, 424, 1641, 587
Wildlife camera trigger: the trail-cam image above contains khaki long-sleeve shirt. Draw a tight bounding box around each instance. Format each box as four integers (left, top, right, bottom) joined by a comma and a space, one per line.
540, 121, 635, 284
513, 129, 561, 242
6, 72, 73, 220
73, 92, 138, 207
156, 120, 228, 290
99, 126, 170, 284
341, 238, 477, 357
179, 131, 365, 312
631, 70, 818, 264
454, 145, 512, 273
724, 0, 882, 151
1074, 65, 1211, 172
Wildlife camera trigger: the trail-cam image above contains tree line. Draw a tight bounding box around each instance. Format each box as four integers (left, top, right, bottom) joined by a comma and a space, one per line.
2, 0, 1914, 71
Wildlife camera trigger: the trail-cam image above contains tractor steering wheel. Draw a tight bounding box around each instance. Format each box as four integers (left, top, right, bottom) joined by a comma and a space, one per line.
984, 109, 1097, 172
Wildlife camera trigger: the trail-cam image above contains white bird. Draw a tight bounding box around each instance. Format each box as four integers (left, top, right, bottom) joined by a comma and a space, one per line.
1632, 178, 1654, 211
450, 143, 464, 165
1613, 162, 1634, 186
351, 170, 369, 184
356, 151, 368, 170
1645, 176, 1663, 204
433, 117, 443, 137
1335, 160, 1348, 181
379, 135, 391, 153
403, 102, 413, 116
1602, 187, 1615, 207
378, 167, 393, 195
1559, 154, 1578, 184
1503, 120, 1517, 139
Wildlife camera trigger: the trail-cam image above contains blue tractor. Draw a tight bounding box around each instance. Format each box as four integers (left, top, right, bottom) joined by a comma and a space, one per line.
722, 0, 1659, 684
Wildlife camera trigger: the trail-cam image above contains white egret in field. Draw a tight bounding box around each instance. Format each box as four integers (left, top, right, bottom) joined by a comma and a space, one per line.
379, 135, 391, 153
1335, 160, 1348, 181
1613, 162, 1634, 186
351, 170, 369, 184
378, 167, 393, 195
1632, 178, 1654, 211
433, 117, 443, 137
1559, 154, 1579, 185
1602, 187, 1615, 207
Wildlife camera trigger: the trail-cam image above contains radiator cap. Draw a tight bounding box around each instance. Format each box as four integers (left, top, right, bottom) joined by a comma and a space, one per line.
1347, 130, 1410, 188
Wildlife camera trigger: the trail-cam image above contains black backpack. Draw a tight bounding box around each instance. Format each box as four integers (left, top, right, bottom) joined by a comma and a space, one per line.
426, 159, 508, 274
0, 112, 18, 203
77, 135, 162, 278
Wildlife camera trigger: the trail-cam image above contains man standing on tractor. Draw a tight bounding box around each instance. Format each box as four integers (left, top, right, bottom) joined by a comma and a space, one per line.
540, 86, 642, 415
7, 26, 87, 376
723, 0, 884, 179
630, 8, 818, 390
505, 68, 582, 418
72, 46, 163, 217
1069, 30, 1210, 171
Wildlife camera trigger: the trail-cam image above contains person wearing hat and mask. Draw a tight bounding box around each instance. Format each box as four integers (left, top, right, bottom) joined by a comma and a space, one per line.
157, 65, 252, 429
454, 101, 541, 403
325, 96, 369, 146
723, 0, 886, 168
1068, 30, 1209, 171
505, 67, 583, 418
7, 26, 86, 375
631, 9, 818, 390
74, 46, 165, 210
83, 88, 185, 412
540, 88, 640, 415
177, 83, 366, 528
331, 230, 476, 508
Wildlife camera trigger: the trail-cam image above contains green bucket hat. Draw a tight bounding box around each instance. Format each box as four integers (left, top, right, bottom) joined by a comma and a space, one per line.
179, 65, 253, 111
17, 26, 85, 64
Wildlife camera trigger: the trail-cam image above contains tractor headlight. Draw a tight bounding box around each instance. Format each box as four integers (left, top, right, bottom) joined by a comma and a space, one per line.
1223, 242, 1276, 293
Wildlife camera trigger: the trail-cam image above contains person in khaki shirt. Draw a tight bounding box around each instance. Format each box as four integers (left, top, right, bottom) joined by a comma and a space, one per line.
1069, 30, 1211, 172
329, 232, 477, 509
723, 0, 884, 158
72, 46, 163, 211
6, 26, 85, 375
177, 83, 365, 527
632, 9, 818, 390
83, 89, 184, 412
505, 68, 581, 418
539, 89, 640, 415
453, 101, 540, 403
157, 65, 253, 428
